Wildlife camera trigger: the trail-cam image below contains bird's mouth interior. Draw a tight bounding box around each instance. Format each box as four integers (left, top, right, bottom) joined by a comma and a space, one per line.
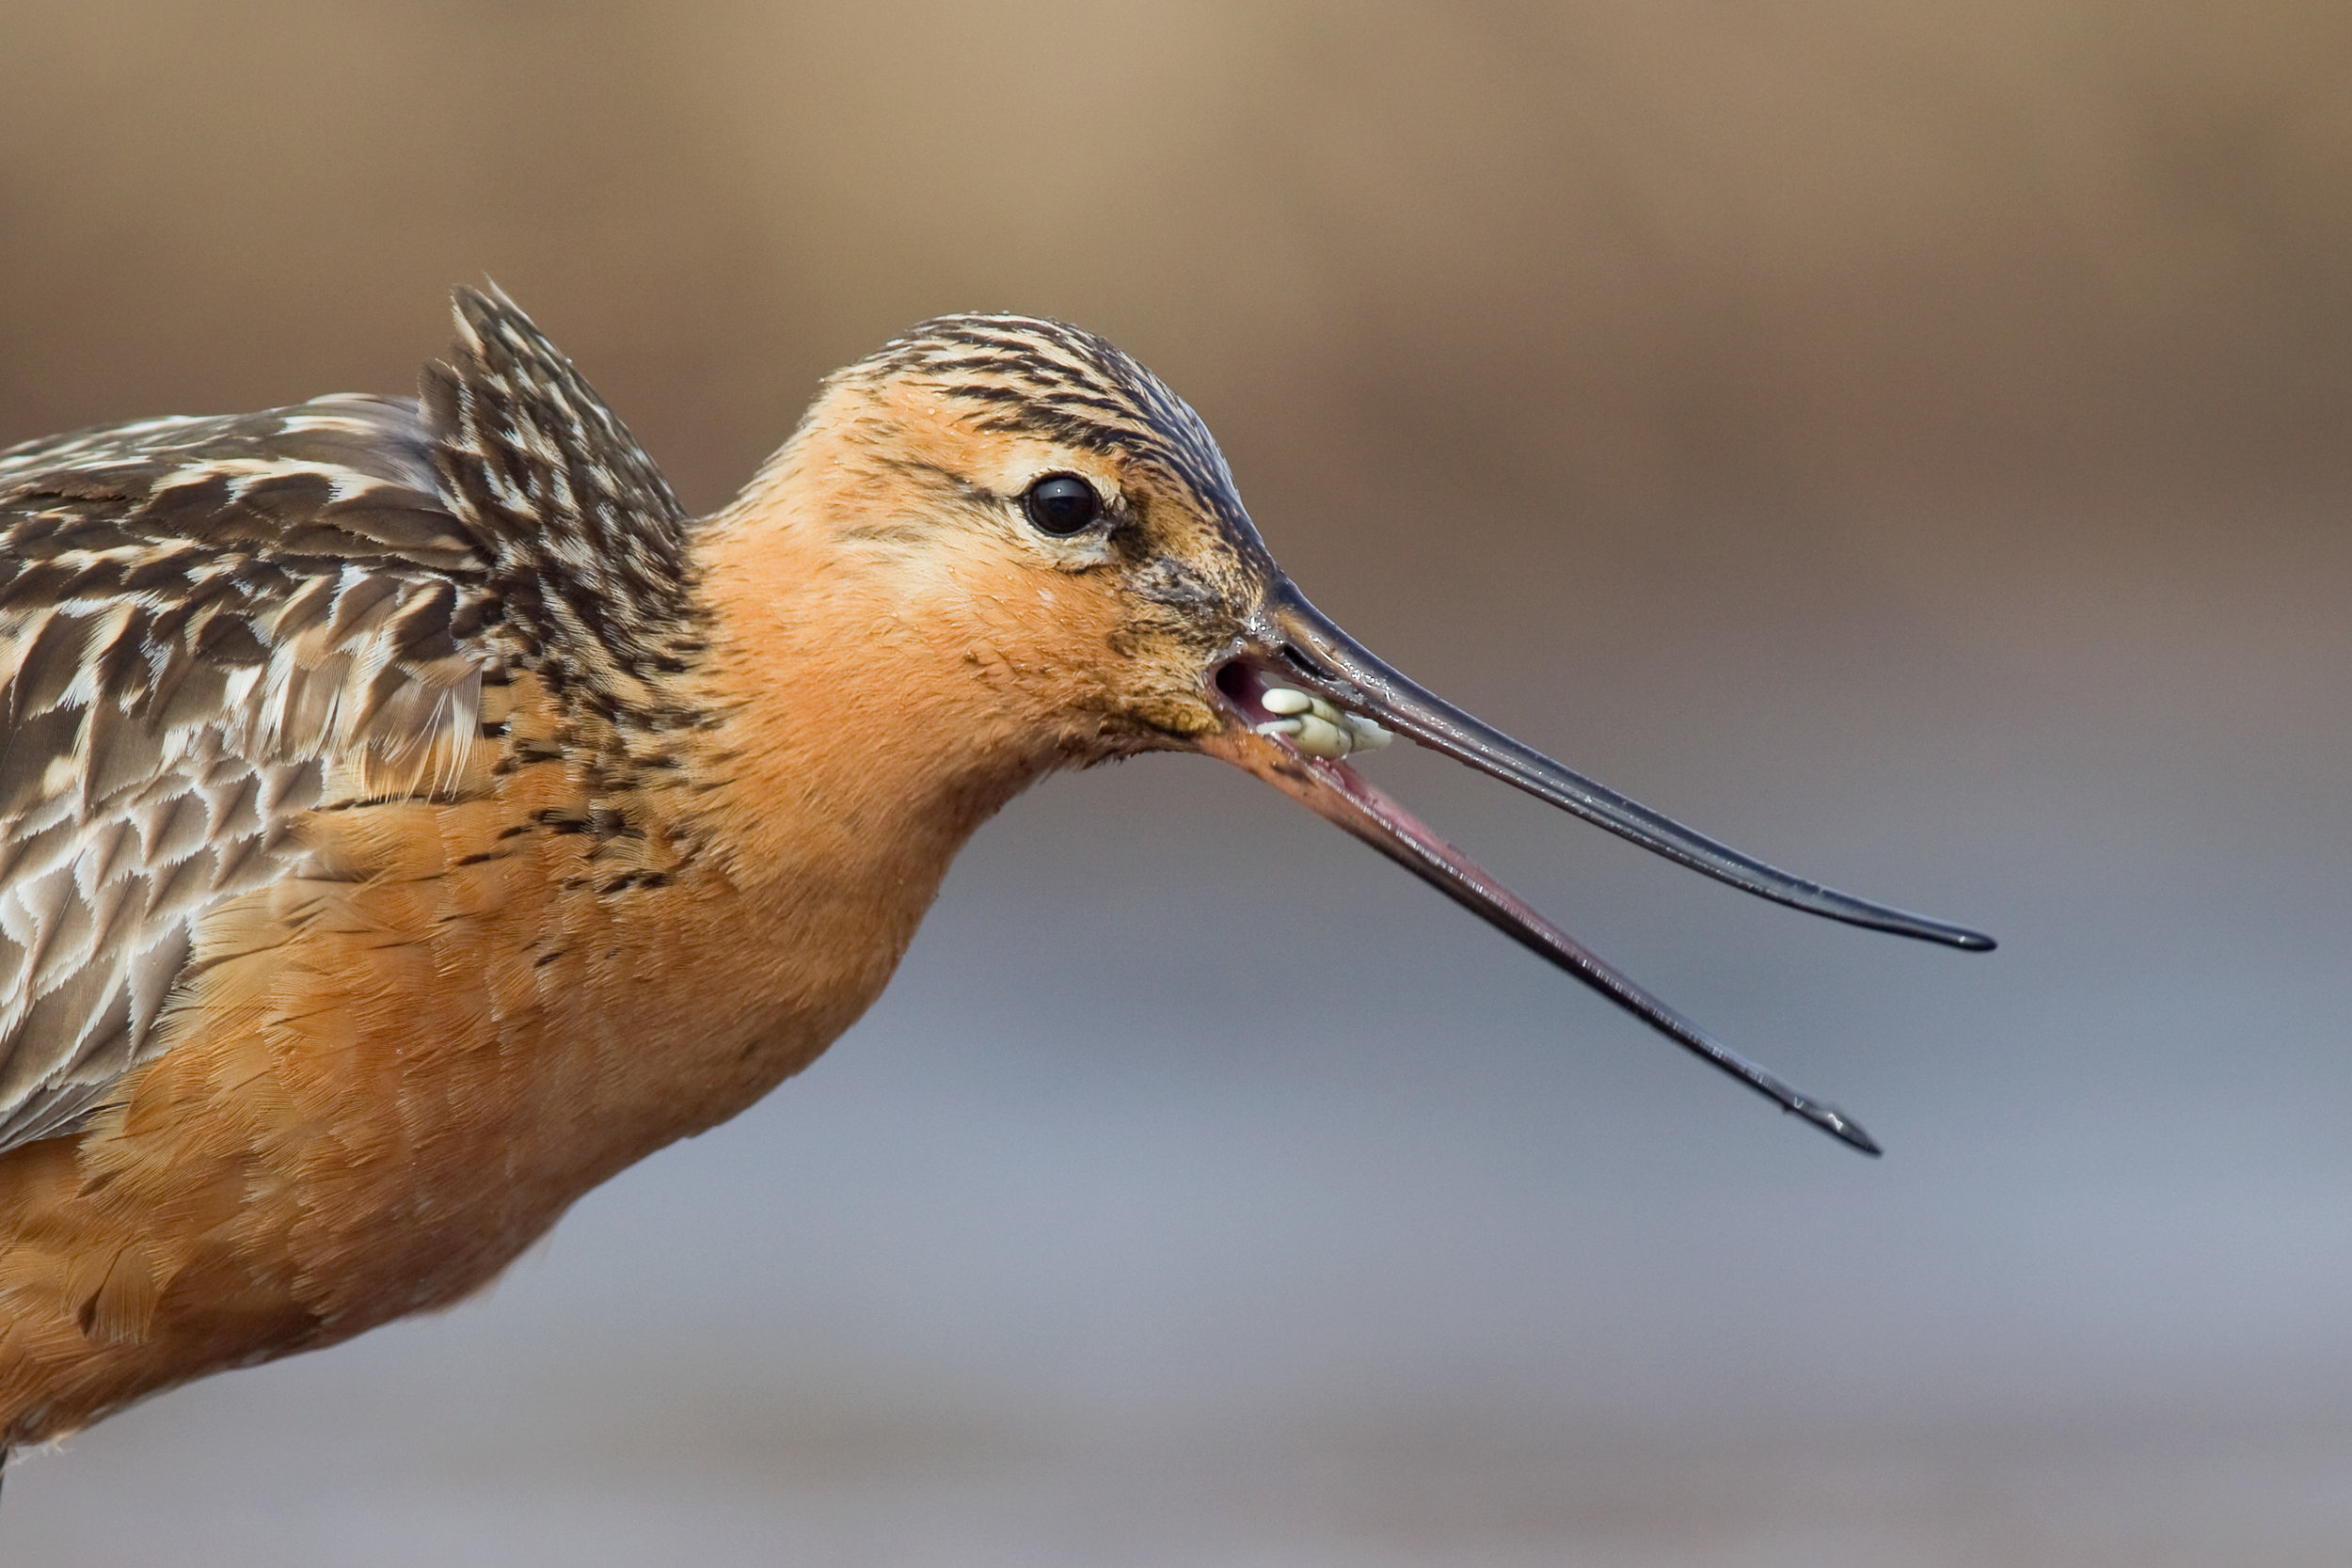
1198, 582, 1993, 1155
1213, 657, 1391, 757
1212, 656, 1285, 722
1223, 653, 1279, 719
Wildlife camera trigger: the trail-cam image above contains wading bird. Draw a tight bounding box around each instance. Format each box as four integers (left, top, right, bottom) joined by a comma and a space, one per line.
0, 290, 1989, 1465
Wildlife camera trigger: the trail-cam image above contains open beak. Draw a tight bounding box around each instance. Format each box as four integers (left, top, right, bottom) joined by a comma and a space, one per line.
1200, 581, 1994, 1156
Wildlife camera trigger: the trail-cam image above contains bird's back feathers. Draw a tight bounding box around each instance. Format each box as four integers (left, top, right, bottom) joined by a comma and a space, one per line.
0, 290, 697, 1152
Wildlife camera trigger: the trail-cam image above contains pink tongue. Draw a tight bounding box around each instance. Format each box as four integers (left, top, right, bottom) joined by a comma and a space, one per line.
1300, 755, 1559, 935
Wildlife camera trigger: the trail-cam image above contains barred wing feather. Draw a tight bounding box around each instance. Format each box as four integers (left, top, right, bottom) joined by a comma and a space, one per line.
0, 287, 702, 1154
0, 394, 498, 1150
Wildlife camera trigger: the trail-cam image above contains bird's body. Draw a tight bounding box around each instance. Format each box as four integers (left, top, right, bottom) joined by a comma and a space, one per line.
0, 292, 1988, 1459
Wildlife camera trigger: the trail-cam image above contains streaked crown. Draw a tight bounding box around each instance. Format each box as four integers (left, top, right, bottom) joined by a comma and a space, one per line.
850, 313, 1261, 550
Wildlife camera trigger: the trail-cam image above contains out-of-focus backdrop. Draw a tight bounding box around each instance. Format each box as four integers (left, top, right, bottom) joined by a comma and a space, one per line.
7, 4, 2352, 1563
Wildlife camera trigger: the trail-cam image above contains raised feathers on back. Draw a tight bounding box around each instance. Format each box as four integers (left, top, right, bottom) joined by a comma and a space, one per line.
0, 288, 699, 1152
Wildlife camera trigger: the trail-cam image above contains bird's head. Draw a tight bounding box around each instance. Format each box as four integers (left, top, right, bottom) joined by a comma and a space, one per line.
723, 314, 1279, 764
711, 313, 1991, 1150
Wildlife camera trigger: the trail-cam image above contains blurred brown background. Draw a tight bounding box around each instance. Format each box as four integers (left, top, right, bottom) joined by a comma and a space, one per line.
8, 3, 2352, 1564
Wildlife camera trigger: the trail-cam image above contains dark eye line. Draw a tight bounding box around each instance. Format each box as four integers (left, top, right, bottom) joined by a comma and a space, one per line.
884, 461, 1091, 520
898, 460, 1133, 540
887, 457, 994, 507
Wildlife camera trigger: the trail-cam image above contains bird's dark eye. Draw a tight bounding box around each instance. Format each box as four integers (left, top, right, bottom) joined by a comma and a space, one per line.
1022, 474, 1102, 536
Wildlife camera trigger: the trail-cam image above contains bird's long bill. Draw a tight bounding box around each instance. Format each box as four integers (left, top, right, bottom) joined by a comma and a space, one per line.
1267, 585, 1994, 952
1200, 582, 1996, 1155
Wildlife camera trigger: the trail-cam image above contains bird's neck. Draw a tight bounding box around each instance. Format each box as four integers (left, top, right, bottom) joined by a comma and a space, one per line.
692, 503, 1059, 869
632, 500, 1055, 1077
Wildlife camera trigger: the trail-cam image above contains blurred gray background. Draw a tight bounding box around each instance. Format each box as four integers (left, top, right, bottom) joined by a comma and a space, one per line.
6, 3, 2352, 1563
